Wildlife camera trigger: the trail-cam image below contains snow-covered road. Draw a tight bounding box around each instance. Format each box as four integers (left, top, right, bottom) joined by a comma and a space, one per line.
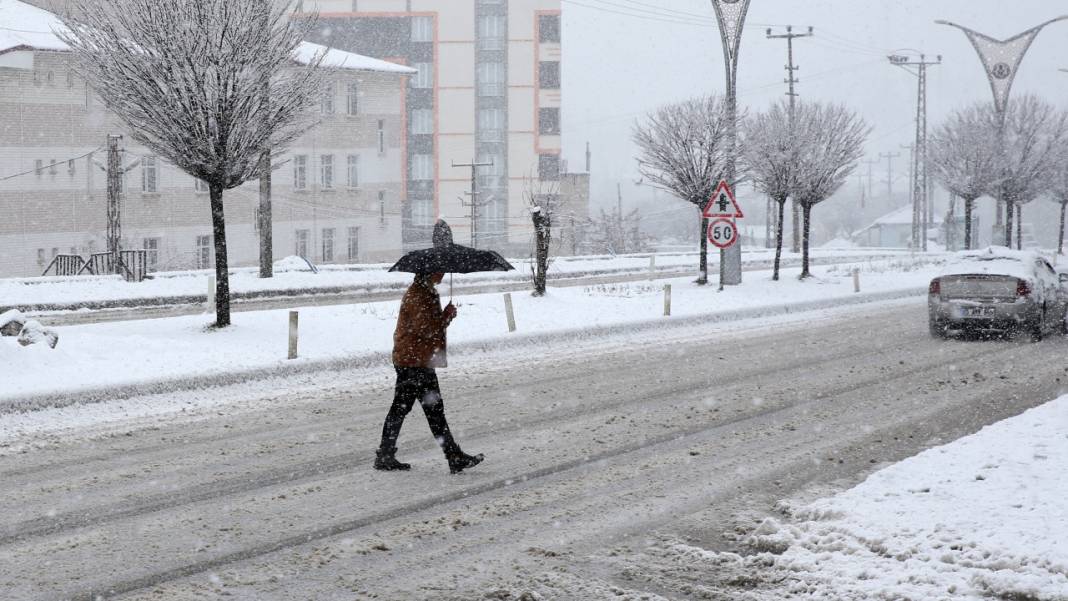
1, 300, 1065, 600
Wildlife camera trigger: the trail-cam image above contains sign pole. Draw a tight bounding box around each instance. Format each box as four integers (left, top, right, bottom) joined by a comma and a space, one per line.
711, 0, 751, 287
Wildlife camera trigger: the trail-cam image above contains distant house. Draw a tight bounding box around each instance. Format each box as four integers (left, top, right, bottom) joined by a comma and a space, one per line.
851, 205, 942, 249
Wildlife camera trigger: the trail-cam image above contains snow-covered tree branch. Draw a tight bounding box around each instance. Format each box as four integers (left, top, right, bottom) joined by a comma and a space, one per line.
633, 95, 732, 285
996, 95, 1068, 249
791, 102, 869, 279
741, 100, 803, 281
58, 0, 328, 327
928, 102, 1000, 250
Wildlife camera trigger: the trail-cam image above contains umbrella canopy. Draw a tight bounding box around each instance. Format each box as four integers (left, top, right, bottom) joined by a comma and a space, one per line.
388, 220, 515, 274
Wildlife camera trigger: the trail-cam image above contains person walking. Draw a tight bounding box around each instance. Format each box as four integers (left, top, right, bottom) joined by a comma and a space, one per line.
374, 271, 484, 474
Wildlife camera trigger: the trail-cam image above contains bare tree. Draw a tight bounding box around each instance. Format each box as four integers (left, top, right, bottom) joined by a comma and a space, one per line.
997, 95, 1068, 250
792, 102, 869, 279
1048, 136, 1068, 255
928, 103, 1000, 250
741, 100, 803, 281
59, 0, 326, 327
634, 95, 731, 285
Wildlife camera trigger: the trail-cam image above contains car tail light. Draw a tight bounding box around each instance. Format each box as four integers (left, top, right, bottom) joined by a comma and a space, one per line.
1016, 279, 1032, 297
928, 279, 940, 295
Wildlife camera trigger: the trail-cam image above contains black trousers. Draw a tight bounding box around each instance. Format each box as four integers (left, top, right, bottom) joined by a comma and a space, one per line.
378, 367, 460, 457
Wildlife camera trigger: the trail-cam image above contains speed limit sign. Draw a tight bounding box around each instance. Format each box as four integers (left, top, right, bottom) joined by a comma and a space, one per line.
707, 219, 738, 249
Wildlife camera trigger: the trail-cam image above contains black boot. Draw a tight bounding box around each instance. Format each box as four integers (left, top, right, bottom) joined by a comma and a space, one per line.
374, 448, 411, 471
447, 452, 484, 474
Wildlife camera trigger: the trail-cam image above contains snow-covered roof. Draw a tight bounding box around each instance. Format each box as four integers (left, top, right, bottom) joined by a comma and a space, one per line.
0, 0, 413, 75
0, 0, 71, 54
852, 204, 943, 237
294, 42, 416, 75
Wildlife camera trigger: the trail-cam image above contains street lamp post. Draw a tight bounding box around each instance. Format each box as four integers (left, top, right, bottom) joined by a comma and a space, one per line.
710, 0, 750, 288
936, 17, 1068, 248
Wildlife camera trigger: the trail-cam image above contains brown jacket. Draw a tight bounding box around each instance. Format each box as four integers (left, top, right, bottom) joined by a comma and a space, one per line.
392, 279, 451, 368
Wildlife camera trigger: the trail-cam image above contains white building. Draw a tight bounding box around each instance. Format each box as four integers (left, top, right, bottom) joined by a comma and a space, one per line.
0, 0, 415, 277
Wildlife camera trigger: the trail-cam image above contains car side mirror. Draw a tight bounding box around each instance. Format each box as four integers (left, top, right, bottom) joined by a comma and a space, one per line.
1060, 274, 1068, 284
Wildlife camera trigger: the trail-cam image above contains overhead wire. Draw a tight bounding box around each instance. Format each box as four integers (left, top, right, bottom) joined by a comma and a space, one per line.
0, 147, 103, 182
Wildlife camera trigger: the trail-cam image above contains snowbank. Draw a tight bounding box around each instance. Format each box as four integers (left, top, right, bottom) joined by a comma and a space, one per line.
0, 249, 913, 311
747, 395, 1068, 600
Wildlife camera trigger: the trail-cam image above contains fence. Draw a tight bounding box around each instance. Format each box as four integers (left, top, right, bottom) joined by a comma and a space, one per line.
41, 250, 150, 282
40, 255, 86, 277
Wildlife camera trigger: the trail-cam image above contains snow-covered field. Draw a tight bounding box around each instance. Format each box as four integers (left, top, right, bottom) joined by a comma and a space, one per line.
1, 256, 943, 410
727, 393, 1068, 600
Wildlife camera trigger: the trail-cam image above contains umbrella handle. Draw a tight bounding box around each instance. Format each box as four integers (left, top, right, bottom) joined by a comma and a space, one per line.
450, 273, 453, 303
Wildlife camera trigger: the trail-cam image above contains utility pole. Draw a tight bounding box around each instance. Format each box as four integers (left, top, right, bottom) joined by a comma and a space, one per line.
879, 152, 901, 202
106, 134, 122, 275
863, 158, 879, 199
452, 159, 494, 248
767, 25, 814, 255
890, 53, 941, 251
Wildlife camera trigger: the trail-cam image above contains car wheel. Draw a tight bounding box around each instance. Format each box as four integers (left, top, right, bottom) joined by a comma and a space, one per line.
929, 319, 946, 339
1031, 314, 1045, 342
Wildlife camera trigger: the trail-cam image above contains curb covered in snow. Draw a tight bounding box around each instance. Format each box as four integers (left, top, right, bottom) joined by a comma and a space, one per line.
0, 286, 925, 415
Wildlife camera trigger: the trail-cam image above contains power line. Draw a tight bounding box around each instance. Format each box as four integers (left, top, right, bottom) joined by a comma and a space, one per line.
0, 148, 102, 182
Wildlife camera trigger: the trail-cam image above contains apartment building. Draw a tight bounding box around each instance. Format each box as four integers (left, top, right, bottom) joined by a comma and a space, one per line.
0, 0, 414, 277
293, 0, 564, 254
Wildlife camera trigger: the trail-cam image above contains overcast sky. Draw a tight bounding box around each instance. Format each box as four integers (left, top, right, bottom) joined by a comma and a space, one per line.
561, 0, 1068, 207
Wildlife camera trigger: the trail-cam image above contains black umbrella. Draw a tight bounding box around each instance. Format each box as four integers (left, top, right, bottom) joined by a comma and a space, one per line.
388, 220, 515, 297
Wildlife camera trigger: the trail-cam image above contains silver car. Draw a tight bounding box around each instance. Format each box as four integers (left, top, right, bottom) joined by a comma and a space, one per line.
928, 248, 1068, 340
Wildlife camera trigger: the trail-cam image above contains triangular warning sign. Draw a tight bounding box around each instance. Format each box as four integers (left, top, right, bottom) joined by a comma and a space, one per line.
702, 180, 744, 219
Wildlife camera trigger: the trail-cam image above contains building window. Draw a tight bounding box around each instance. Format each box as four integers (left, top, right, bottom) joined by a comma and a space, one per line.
347, 227, 360, 261
143, 237, 159, 272
37, 248, 45, 266
478, 153, 503, 189
539, 154, 561, 181
321, 228, 335, 263
411, 154, 433, 181
378, 120, 386, 154
295, 229, 309, 258
142, 156, 158, 192
68, 159, 76, 176
346, 82, 359, 115
320, 154, 334, 189
479, 108, 504, 141
196, 235, 212, 269
347, 154, 360, 188
379, 191, 387, 226
410, 109, 433, 135
478, 15, 505, 50
194, 177, 208, 193
539, 61, 561, 89
539, 14, 561, 43
35, 159, 43, 177
478, 62, 505, 97
412, 63, 433, 89
539, 107, 560, 135
411, 16, 433, 42
48, 158, 58, 176
411, 198, 433, 227
293, 155, 307, 190
321, 82, 335, 115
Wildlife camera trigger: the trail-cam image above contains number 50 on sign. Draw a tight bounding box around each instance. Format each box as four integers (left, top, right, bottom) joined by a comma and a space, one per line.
707, 218, 738, 250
